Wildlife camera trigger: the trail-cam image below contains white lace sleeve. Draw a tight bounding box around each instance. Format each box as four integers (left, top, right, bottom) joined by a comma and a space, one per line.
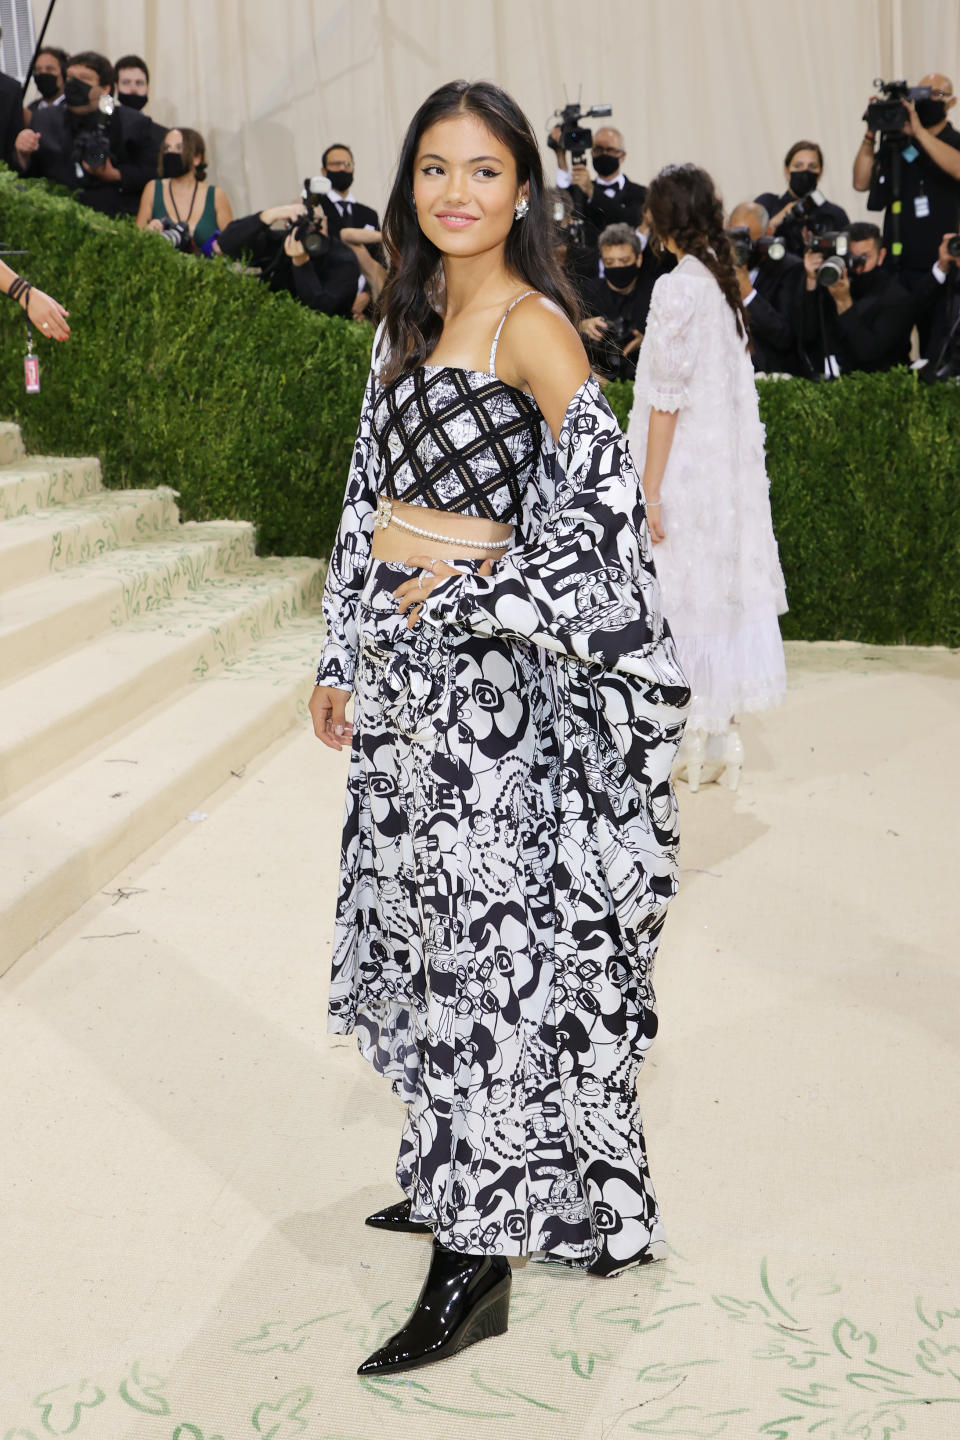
637, 273, 699, 413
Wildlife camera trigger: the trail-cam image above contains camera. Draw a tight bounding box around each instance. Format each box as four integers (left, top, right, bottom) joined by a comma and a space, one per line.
287, 175, 330, 260
552, 196, 587, 249
603, 314, 633, 351
159, 218, 192, 251
864, 78, 932, 136
727, 228, 787, 268
807, 231, 848, 286
807, 231, 869, 287
73, 123, 111, 173
548, 100, 613, 164
946, 235, 960, 258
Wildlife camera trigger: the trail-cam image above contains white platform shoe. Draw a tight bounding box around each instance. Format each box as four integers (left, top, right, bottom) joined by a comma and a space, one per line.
673, 726, 745, 792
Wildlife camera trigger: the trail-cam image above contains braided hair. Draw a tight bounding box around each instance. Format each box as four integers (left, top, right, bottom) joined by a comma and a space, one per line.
645, 164, 748, 342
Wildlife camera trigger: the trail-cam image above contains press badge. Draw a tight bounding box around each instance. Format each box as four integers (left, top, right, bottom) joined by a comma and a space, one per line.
914, 193, 931, 218
25, 352, 40, 393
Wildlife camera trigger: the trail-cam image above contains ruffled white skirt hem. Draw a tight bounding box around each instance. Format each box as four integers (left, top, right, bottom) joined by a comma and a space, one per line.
672, 611, 786, 735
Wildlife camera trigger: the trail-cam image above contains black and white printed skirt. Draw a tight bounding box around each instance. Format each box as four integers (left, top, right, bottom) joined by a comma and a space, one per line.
327, 558, 667, 1276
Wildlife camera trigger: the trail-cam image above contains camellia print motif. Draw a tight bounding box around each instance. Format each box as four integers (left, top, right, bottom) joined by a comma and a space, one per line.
318, 338, 690, 1275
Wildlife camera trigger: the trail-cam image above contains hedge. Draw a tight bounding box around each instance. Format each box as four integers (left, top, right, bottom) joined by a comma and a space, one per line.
1, 168, 958, 645
0, 167, 371, 558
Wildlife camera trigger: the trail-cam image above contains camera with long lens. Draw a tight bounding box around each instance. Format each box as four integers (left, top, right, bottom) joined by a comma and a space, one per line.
72, 123, 111, 173
807, 231, 870, 287
864, 78, 933, 136
286, 176, 331, 260
548, 100, 613, 164
727, 227, 787, 268
159, 218, 192, 251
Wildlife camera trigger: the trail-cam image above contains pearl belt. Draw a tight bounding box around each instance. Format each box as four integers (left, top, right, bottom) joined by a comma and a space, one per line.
374, 496, 513, 550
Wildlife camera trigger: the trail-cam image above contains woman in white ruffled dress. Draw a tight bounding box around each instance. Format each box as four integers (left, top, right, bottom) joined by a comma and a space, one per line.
627, 163, 787, 790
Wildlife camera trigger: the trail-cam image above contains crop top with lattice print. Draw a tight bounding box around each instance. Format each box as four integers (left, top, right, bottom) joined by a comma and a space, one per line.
370, 292, 542, 525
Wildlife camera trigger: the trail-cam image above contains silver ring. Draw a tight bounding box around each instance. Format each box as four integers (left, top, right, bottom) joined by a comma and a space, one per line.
42, 322, 50, 329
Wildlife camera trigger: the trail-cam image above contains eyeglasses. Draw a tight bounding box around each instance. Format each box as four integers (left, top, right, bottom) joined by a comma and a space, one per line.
592, 145, 624, 157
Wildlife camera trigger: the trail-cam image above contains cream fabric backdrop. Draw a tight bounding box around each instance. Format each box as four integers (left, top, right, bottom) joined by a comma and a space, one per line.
30, 0, 960, 223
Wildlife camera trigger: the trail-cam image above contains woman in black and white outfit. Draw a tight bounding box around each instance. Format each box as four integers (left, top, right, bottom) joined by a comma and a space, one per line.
310, 81, 689, 1376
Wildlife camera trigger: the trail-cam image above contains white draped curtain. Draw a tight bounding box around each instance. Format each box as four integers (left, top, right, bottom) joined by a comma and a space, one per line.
30, 0, 960, 222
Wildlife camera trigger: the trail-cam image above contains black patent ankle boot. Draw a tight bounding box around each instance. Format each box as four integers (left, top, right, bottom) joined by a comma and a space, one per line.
357, 1240, 511, 1374
364, 1198, 431, 1234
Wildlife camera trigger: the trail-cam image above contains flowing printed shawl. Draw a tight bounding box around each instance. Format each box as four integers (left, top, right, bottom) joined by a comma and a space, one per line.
316, 346, 691, 953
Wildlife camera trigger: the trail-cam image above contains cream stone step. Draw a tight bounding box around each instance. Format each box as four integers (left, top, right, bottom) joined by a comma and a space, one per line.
0, 557, 324, 799
0, 619, 324, 972
0, 422, 26, 466
0, 456, 102, 519
0, 520, 257, 683
0, 486, 181, 593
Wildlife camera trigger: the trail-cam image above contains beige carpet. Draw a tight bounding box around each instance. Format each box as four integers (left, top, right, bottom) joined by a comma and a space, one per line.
2, 640, 958, 1440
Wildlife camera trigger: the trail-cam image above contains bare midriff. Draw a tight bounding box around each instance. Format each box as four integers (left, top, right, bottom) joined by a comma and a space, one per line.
370, 498, 515, 564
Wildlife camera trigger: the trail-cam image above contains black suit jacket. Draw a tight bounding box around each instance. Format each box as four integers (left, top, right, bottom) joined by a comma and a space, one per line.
583, 174, 646, 233
0, 71, 23, 168
801, 267, 915, 374
747, 253, 806, 374
24, 103, 159, 216
319, 193, 379, 238
915, 266, 960, 377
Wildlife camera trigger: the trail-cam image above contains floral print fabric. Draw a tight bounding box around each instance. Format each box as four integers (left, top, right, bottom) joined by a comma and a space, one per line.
319, 347, 690, 1275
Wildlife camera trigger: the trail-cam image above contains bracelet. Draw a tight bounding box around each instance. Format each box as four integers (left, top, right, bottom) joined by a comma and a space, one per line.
7, 275, 29, 305
646, 498, 663, 506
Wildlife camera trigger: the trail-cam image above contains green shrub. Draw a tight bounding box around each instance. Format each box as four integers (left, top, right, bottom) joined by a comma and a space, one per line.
606, 373, 960, 646
1, 170, 958, 644
0, 167, 371, 558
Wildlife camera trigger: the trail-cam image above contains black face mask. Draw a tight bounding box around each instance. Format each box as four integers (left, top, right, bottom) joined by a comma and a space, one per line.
162, 153, 187, 179
916, 98, 947, 128
64, 77, 93, 108
604, 263, 637, 290
789, 168, 820, 198
34, 71, 61, 99
119, 92, 148, 111
327, 169, 353, 193
592, 153, 621, 179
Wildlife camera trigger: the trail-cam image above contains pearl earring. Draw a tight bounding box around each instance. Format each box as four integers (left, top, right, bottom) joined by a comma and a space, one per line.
514, 196, 529, 220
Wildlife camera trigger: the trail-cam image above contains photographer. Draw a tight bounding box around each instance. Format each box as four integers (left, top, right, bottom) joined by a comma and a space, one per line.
549, 123, 646, 231
728, 202, 806, 375
217, 192, 360, 317
314, 144, 381, 318
13, 51, 158, 217
315, 143, 380, 237
578, 223, 654, 380
136, 128, 234, 254
854, 72, 960, 335
801, 221, 914, 376
26, 46, 68, 117
756, 140, 849, 256
916, 232, 960, 381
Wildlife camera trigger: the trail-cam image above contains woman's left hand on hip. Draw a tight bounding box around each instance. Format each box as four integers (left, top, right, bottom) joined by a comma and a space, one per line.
395, 555, 491, 629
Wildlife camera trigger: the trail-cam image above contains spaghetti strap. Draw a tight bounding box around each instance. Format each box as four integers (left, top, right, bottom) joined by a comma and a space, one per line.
488, 290, 539, 375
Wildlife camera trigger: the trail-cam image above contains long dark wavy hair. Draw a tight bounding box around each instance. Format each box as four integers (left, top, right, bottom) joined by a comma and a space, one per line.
378, 80, 579, 382
645, 164, 749, 341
